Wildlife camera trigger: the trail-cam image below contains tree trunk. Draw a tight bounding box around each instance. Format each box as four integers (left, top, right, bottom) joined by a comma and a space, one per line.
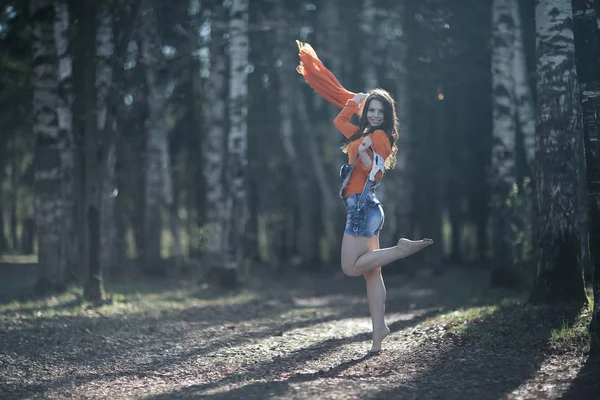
571, 5, 600, 351
140, 0, 176, 274
491, 0, 518, 270
512, 0, 535, 168
54, 0, 77, 282
30, 0, 65, 294
10, 137, 19, 251
361, 0, 378, 91
96, 3, 117, 276
187, 0, 207, 252
0, 148, 6, 252
318, 0, 345, 264
275, 2, 318, 268
203, 3, 230, 282
222, 0, 249, 276
385, 0, 411, 249
529, 0, 587, 306
79, 0, 103, 302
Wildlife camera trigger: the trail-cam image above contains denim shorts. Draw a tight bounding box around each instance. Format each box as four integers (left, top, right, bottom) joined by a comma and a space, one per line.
343, 193, 385, 238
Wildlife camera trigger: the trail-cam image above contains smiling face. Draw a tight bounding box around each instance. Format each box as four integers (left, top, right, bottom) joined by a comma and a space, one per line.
366, 99, 384, 128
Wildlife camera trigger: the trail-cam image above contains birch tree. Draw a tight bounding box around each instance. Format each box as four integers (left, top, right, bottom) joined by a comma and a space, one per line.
490, 0, 536, 274
53, 0, 77, 281
572, 5, 600, 351
140, 0, 179, 273
383, 1, 411, 246
203, 2, 228, 275
361, 0, 378, 91
512, 0, 535, 166
491, 0, 518, 268
275, 2, 319, 267
30, 0, 65, 293
222, 0, 249, 275
317, 0, 345, 263
529, 0, 587, 305
77, 0, 105, 301
96, 3, 117, 274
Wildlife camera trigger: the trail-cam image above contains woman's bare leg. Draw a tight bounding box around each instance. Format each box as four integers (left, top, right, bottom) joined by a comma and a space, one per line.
363, 235, 389, 352
342, 234, 433, 277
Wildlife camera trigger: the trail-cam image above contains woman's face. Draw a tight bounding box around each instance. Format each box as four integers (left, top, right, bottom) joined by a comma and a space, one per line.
366, 99, 384, 128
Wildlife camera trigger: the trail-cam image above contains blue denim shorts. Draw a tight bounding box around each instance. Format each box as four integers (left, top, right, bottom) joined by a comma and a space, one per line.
343, 193, 385, 238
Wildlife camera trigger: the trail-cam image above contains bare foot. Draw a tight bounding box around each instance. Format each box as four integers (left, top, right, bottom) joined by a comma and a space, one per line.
370, 325, 391, 353
395, 238, 433, 259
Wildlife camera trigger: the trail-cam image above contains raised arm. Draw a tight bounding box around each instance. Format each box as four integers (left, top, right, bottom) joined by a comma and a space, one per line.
334, 93, 368, 138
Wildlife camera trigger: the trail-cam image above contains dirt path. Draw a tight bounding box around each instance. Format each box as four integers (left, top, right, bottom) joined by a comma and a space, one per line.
1, 268, 599, 399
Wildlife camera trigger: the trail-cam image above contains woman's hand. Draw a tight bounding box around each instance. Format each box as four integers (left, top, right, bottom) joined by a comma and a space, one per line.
358, 135, 372, 153
352, 92, 368, 103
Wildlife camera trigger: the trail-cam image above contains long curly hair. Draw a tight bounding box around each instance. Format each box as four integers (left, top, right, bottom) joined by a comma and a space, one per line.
342, 88, 399, 169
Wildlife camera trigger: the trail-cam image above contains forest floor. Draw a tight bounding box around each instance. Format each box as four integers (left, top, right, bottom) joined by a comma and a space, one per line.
1, 260, 599, 400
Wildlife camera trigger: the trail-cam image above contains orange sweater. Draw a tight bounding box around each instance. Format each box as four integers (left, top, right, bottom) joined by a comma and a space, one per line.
334, 99, 392, 196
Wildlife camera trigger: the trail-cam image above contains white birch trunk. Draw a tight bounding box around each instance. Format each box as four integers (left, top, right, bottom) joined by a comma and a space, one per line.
275, 2, 318, 266
223, 0, 249, 270
512, 0, 535, 166
204, 5, 228, 265
530, 0, 587, 305
491, 0, 517, 186
53, 0, 76, 281
386, 1, 411, 240
318, 0, 345, 262
31, 0, 64, 290
141, 2, 166, 271
361, 0, 378, 91
96, 3, 118, 274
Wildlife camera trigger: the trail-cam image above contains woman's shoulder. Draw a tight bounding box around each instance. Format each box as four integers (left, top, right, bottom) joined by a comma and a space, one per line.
370, 129, 390, 141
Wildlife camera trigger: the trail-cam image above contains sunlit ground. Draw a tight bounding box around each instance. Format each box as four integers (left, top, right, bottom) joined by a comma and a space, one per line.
0, 267, 596, 399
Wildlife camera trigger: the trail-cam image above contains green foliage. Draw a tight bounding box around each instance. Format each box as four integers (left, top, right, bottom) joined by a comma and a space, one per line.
549, 306, 592, 354
491, 178, 534, 265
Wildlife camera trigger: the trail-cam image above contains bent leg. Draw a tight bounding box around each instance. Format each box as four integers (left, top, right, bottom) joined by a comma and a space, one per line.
342, 235, 433, 276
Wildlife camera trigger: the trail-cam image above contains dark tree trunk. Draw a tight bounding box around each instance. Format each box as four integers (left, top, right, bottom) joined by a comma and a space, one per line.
0, 151, 6, 252
529, 0, 587, 306
78, 0, 103, 302
571, 4, 600, 351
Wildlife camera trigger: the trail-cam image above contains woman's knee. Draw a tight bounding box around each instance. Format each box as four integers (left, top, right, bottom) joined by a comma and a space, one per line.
341, 262, 361, 277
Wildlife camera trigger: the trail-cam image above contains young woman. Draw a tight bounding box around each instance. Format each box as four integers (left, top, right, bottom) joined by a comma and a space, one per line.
297, 41, 433, 352
335, 89, 432, 352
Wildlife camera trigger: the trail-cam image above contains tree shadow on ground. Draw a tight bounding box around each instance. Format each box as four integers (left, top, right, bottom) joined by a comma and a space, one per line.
143, 313, 439, 400
367, 303, 582, 400
2, 267, 447, 399
1, 268, 529, 399
561, 351, 600, 399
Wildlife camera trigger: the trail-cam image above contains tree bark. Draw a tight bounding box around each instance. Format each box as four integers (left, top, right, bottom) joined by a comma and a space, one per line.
54, 0, 77, 281
491, 0, 518, 269
96, 3, 118, 276
571, 5, 600, 351
223, 0, 249, 275
529, 0, 587, 306
385, 0, 411, 248
79, 0, 103, 302
317, 0, 346, 264
30, 0, 65, 294
203, 2, 228, 274
0, 147, 6, 252
274, 2, 318, 268
140, 0, 178, 273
